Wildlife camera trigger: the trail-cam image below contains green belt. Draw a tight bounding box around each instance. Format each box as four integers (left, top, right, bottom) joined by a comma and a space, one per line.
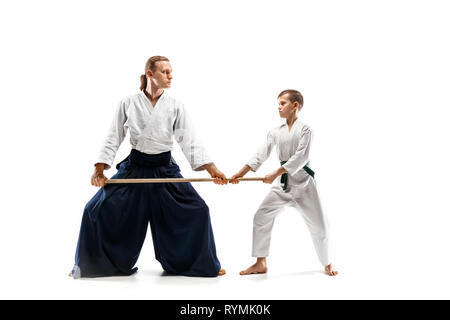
280, 161, 315, 191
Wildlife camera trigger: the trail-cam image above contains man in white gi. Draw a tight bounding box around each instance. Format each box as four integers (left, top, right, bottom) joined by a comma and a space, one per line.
70, 56, 226, 278
231, 89, 338, 276
91, 57, 226, 187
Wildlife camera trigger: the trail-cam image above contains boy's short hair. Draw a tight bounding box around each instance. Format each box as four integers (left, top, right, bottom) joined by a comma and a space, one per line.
278, 89, 304, 108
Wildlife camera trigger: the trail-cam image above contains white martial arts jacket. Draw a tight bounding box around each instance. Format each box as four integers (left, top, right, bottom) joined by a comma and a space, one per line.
247, 119, 313, 187
96, 91, 212, 171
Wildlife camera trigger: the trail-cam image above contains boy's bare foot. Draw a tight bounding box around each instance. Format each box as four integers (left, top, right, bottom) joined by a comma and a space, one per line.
218, 268, 226, 276
239, 258, 267, 275
325, 264, 338, 276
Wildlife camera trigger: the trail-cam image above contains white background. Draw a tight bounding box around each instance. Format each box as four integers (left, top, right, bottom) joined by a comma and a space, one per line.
1, 0, 450, 299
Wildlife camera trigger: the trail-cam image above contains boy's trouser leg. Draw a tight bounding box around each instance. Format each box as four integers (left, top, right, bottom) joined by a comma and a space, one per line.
292, 179, 331, 266
252, 187, 291, 257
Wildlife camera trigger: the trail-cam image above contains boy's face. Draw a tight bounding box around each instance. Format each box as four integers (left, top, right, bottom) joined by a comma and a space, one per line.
278, 94, 298, 118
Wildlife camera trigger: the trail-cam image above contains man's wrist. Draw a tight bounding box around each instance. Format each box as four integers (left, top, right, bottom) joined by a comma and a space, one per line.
202, 162, 215, 173
95, 163, 106, 172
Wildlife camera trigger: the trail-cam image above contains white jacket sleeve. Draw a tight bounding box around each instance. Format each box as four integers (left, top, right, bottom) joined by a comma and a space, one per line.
95, 99, 128, 170
281, 126, 312, 175
247, 130, 275, 172
173, 104, 212, 171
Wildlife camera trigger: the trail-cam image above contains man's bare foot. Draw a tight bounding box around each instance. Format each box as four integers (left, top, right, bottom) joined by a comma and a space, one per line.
218, 268, 226, 276
68, 272, 72, 277
240, 258, 268, 275
325, 264, 338, 276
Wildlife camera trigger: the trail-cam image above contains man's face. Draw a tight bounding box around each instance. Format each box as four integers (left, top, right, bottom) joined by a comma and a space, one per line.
148, 61, 173, 89
278, 94, 298, 118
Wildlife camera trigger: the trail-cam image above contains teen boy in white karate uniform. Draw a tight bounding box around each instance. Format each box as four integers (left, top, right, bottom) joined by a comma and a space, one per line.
231, 90, 338, 276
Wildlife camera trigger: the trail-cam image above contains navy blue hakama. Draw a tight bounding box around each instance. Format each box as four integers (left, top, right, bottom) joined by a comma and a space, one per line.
71, 149, 221, 278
